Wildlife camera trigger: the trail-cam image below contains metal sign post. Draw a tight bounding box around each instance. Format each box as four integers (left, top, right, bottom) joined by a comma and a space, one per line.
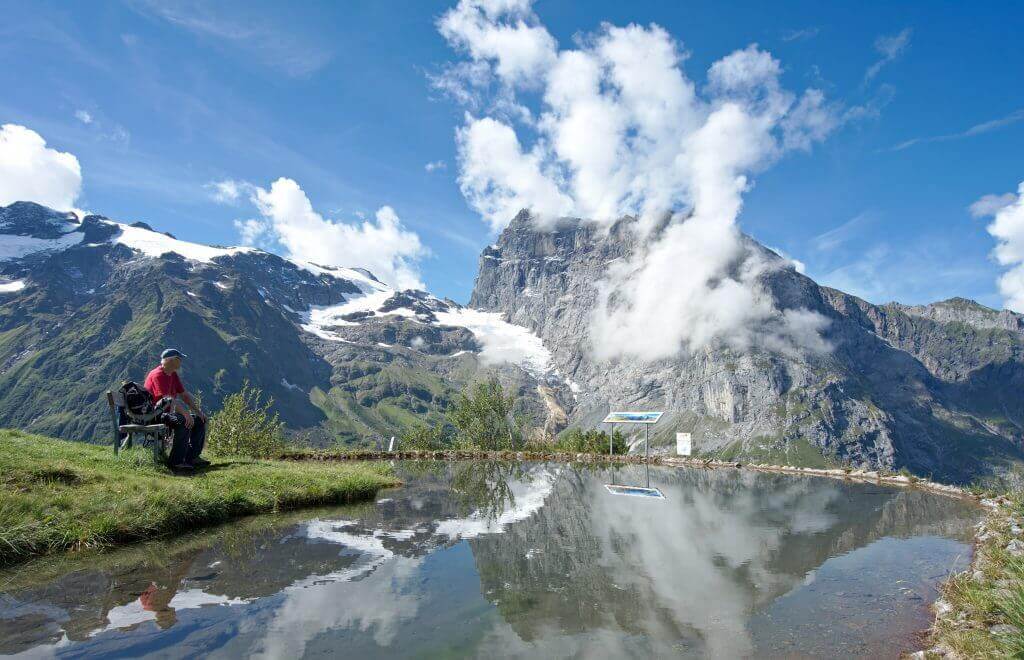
601, 411, 663, 458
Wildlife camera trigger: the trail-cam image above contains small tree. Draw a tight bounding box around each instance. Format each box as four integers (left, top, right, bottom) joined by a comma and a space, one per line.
446, 379, 527, 451
207, 382, 284, 458
400, 422, 452, 451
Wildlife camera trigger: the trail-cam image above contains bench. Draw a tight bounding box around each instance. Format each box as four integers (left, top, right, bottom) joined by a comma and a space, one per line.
106, 391, 171, 462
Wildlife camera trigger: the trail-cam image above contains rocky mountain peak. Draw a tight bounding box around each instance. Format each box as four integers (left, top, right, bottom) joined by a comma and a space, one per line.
0, 201, 79, 238
471, 209, 1024, 483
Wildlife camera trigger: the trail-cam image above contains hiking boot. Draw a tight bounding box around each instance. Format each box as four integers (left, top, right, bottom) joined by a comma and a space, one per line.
172, 463, 194, 472
192, 458, 211, 468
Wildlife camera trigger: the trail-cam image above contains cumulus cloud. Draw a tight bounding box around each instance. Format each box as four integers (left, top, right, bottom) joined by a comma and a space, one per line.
864, 28, 911, 82
0, 124, 82, 211
424, 160, 447, 173
248, 177, 426, 290
438, 0, 556, 88
439, 2, 836, 360
975, 182, 1024, 311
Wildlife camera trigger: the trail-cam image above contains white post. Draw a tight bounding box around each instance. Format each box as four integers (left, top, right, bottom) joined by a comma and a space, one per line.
676, 432, 692, 456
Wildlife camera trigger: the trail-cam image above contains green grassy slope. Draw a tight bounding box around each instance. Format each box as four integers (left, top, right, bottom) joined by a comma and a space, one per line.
0, 429, 398, 567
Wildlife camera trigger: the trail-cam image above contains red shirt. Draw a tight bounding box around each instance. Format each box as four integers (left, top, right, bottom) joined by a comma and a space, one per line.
144, 366, 185, 402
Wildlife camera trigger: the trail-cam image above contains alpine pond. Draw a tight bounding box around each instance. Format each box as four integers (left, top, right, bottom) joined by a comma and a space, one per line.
0, 461, 980, 659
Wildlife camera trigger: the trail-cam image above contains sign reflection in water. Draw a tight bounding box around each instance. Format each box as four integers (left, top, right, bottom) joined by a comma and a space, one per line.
0, 461, 979, 659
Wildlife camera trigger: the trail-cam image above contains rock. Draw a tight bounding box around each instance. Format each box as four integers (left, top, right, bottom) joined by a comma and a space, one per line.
990, 624, 1020, 636
972, 570, 985, 582
1005, 539, 1024, 557
933, 599, 953, 617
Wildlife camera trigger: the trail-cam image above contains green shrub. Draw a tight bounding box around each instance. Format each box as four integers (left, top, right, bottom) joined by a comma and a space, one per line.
556, 428, 628, 455
446, 379, 528, 451
401, 422, 452, 451
206, 382, 285, 458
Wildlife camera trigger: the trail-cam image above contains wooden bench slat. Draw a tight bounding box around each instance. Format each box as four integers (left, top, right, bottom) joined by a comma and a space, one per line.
118, 424, 166, 432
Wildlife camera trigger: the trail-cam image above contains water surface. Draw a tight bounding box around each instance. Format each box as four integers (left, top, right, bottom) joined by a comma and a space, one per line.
0, 461, 979, 658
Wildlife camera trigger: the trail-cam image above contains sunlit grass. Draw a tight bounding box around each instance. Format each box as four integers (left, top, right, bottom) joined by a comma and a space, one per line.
931, 492, 1024, 657
0, 429, 397, 567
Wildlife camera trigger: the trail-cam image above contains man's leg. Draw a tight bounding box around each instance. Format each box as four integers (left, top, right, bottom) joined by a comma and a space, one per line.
186, 417, 206, 464
166, 418, 191, 468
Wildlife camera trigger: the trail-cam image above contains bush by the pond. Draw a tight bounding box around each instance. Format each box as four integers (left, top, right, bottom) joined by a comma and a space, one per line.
400, 422, 452, 451
0, 429, 397, 567
207, 382, 285, 458
555, 428, 628, 455
400, 382, 635, 455
446, 379, 528, 451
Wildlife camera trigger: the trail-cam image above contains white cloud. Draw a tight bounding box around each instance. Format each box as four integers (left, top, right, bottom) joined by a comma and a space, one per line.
74, 109, 93, 124
250, 177, 426, 290
208, 178, 249, 204
970, 192, 1018, 218
0, 124, 82, 211
893, 108, 1024, 152
766, 245, 806, 273
456, 115, 572, 231
233, 217, 270, 246
864, 28, 911, 82
424, 160, 447, 173
441, 5, 836, 360
438, 0, 557, 88
975, 182, 1024, 312
781, 27, 819, 42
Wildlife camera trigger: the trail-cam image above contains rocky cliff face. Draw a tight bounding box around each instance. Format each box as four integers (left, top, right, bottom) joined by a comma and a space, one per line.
470, 211, 1024, 483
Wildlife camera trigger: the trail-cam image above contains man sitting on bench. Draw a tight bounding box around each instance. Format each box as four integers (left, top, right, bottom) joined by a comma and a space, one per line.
145, 348, 209, 471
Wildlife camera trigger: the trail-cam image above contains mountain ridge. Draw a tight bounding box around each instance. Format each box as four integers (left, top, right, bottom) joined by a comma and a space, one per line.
2, 200, 1023, 482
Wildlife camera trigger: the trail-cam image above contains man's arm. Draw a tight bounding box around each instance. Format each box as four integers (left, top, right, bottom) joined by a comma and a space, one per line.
180, 391, 205, 421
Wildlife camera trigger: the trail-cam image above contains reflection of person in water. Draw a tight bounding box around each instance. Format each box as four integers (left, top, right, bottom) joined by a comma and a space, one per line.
137, 555, 196, 629
139, 582, 177, 629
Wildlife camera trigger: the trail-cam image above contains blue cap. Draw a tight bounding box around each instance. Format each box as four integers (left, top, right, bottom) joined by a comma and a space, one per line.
161, 348, 187, 360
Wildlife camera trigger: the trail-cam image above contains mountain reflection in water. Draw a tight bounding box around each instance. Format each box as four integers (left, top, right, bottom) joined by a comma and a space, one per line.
0, 461, 978, 659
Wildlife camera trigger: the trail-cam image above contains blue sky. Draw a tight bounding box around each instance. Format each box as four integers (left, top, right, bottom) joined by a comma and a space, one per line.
1, 0, 1022, 307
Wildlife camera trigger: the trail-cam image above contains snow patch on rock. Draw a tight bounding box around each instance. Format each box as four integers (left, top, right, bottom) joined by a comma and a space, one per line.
109, 222, 252, 264
0, 279, 26, 293
434, 307, 551, 376
0, 232, 84, 261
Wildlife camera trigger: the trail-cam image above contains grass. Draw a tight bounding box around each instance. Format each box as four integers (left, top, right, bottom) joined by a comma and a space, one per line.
0, 428, 398, 568
929, 492, 1024, 657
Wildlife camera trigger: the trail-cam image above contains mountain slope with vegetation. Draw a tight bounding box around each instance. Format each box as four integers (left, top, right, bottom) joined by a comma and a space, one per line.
0, 202, 566, 447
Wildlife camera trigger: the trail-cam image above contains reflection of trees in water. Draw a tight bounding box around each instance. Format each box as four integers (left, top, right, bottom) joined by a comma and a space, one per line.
449, 460, 529, 521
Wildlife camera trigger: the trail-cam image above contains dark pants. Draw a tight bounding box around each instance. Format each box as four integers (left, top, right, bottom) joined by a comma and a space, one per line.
167, 415, 206, 466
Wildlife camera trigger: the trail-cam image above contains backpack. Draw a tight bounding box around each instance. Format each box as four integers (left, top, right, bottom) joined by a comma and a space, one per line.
118, 380, 161, 422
